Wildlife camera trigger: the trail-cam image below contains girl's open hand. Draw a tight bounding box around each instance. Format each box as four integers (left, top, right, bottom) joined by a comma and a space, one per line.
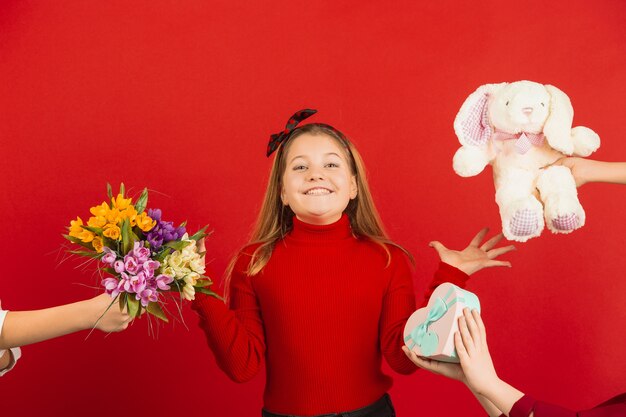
429, 228, 515, 275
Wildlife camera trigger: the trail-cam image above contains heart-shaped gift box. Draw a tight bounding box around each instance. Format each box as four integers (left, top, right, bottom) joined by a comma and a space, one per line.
403, 282, 480, 363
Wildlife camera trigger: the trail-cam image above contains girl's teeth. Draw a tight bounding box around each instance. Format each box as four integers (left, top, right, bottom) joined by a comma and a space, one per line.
306, 189, 330, 195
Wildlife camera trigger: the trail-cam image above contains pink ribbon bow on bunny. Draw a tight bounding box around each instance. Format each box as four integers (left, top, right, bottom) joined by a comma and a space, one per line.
492, 130, 545, 154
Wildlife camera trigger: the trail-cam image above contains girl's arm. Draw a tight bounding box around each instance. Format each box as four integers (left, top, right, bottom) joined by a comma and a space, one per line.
0, 293, 130, 349
553, 158, 626, 187
191, 248, 267, 383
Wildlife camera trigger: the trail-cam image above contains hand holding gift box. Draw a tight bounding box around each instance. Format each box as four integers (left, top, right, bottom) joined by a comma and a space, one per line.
404, 282, 480, 363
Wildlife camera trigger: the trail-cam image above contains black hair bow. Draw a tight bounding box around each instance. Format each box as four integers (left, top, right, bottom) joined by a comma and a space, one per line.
266, 109, 317, 157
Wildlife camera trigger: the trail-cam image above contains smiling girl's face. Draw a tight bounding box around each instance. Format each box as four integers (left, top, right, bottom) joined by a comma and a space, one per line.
281, 133, 357, 225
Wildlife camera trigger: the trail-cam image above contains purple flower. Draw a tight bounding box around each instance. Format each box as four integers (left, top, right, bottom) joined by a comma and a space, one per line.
132, 241, 150, 263
155, 274, 174, 291
145, 209, 187, 251
142, 260, 160, 276
102, 277, 121, 297
129, 271, 147, 294
147, 208, 162, 222
121, 272, 133, 292
101, 247, 116, 265
136, 288, 158, 307
113, 259, 125, 273
124, 254, 139, 274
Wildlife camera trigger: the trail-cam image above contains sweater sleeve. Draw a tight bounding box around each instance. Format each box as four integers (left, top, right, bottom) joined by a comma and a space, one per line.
379, 247, 418, 375
191, 252, 266, 383
419, 261, 470, 307
509, 393, 626, 417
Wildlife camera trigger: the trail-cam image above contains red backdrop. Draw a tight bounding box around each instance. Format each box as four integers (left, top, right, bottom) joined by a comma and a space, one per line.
1, 1, 625, 416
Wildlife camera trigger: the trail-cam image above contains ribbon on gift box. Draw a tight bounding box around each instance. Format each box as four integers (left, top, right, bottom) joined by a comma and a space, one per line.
403, 283, 481, 362
404, 286, 461, 356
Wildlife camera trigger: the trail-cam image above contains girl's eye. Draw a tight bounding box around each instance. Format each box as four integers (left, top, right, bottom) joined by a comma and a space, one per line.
293, 165, 306, 171
325, 163, 339, 168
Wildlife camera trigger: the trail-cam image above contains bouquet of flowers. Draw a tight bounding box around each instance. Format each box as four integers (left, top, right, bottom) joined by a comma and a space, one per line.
63, 183, 220, 321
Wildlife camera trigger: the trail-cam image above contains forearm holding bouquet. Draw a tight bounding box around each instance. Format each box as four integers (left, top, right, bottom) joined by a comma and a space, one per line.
63, 184, 220, 324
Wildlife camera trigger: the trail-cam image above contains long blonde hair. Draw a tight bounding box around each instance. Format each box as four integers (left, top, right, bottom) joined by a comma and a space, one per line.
224, 123, 413, 298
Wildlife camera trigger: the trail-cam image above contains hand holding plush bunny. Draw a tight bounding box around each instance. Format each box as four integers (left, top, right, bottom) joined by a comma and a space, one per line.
453, 81, 600, 242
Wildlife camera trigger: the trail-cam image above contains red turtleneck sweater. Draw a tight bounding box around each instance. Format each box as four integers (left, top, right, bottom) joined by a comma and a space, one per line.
192, 215, 468, 415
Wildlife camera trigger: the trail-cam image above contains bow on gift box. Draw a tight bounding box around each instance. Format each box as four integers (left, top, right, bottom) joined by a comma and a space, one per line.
404, 286, 462, 357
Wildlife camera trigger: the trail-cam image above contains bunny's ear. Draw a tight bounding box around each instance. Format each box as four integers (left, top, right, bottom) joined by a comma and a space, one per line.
543, 85, 574, 154
453, 84, 502, 146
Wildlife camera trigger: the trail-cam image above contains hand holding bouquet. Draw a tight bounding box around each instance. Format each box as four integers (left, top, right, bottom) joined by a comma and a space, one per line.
64, 184, 220, 322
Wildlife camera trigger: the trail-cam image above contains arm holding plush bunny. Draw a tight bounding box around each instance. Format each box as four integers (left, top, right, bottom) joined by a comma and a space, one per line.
554, 158, 626, 187
403, 309, 626, 417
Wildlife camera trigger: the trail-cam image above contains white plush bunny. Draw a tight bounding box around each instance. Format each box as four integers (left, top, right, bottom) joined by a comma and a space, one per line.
453, 80, 600, 242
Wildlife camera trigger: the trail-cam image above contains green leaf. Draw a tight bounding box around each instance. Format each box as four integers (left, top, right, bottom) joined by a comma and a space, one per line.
121, 218, 133, 254
119, 183, 125, 198
106, 183, 113, 201
127, 296, 140, 318
192, 276, 213, 287
154, 250, 169, 263
134, 188, 149, 214
189, 226, 211, 241
69, 250, 102, 259
103, 267, 117, 275
62, 234, 95, 250
146, 302, 169, 322
179, 220, 187, 228
81, 225, 103, 235
195, 287, 223, 300
118, 293, 127, 311
164, 240, 192, 251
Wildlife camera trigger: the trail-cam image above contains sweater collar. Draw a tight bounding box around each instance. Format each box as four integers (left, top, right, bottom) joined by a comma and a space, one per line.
288, 214, 354, 242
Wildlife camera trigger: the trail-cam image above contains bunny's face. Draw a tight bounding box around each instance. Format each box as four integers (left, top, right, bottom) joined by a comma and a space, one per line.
489, 81, 550, 134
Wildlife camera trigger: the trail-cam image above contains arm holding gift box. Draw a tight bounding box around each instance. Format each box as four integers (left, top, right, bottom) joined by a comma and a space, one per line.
403, 309, 626, 417
0, 294, 131, 352
552, 158, 626, 187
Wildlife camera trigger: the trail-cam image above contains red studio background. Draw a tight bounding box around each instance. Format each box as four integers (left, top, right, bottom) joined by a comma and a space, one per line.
1, 1, 625, 416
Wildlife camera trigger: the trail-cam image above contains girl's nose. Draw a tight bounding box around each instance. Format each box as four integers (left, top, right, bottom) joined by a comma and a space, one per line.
306, 168, 324, 181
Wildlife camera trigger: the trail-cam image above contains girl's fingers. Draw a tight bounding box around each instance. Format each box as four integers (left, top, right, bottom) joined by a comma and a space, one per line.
484, 260, 512, 268
487, 245, 516, 259
469, 228, 489, 248
479, 231, 503, 251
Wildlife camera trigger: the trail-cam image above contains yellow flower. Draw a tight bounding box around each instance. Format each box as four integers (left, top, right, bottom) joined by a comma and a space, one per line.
135, 212, 156, 232
78, 229, 95, 243
87, 216, 107, 229
106, 208, 122, 225
90, 202, 110, 218
112, 194, 132, 211
92, 236, 104, 253
69, 217, 84, 238
103, 224, 121, 240
120, 205, 138, 227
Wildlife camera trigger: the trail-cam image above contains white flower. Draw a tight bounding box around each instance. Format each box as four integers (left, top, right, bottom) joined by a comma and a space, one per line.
190, 258, 205, 274
182, 283, 196, 301
183, 272, 200, 286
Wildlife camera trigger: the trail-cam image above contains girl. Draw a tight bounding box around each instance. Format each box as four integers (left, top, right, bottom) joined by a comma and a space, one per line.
192, 109, 515, 417
0, 293, 131, 376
